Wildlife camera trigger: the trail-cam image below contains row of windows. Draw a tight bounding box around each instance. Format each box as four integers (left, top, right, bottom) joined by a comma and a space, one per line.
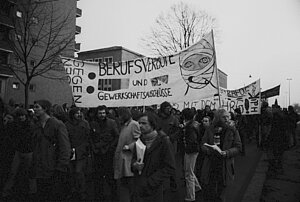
12, 82, 36, 92
86, 57, 113, 64
16, 10, 39, 24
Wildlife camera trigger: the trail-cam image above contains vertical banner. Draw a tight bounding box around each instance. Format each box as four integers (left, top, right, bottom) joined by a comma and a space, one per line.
62, 31, 219, 108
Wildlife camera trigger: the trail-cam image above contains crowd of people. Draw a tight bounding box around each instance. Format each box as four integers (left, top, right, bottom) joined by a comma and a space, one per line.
0, 97, 298, 202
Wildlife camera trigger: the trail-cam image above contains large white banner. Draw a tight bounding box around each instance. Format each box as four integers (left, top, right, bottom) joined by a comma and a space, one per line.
62, 32, 219, 108
172, 79, 261, 115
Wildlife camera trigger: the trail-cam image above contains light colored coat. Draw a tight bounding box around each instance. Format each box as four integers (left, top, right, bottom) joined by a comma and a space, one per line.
114, 119, 141, 179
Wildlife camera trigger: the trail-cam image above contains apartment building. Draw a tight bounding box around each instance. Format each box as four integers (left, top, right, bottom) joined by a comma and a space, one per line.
0, 0, 81, 106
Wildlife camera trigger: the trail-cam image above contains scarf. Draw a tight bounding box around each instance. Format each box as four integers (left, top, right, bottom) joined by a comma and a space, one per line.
142, 130, 158, 148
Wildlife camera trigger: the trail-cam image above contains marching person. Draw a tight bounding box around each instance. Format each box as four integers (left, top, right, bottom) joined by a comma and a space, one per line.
2, 108, 36, 198
114, 107, 141, 202
65, 107, 90, 200
234, 108, 248, 156
201, 109, 241, 202
90, 105, 119, 201
181, 108, 201, 202
32, 100, 71, 201
157, 101, 181, 191
132, 112, 176, 202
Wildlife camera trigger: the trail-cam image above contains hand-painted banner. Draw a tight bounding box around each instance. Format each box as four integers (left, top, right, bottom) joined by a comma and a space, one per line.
62, 31, 218, 108
172, 79, 261, 115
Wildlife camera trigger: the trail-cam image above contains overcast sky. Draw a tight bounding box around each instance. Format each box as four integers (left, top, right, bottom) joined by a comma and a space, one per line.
77, 0, 300, 107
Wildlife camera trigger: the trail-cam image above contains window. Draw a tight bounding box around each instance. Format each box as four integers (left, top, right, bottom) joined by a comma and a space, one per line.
15, 34, 21, 41
29, 84, 36, 92
16, 11, 22, 18
94, 58, 103, 63
12, 82, 20, 89
30, 60, 35, 66
31, 17, 38, 24
15, 56, 21, 65
86, 59, 93, 62
104, 57, 113, 64
32, 37, 38, 46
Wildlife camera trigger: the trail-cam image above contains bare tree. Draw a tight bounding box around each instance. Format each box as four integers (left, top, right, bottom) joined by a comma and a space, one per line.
7, 0, 75, 107
141, 2, 219, 56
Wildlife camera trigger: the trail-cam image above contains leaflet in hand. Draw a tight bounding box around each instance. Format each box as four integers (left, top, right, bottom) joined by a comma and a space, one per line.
136, 138, 146, 175
203, 143, 223, 154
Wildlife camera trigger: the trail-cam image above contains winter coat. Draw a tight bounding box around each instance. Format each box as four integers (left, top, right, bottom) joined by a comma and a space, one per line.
65, 119, 90, 160
114, 119, 141, 179
183, 120, 200, 154
32, 117, 71, 178
132, 132, 176, 202
90, 118, 119, 155
12, 119, 34, 153
200, 125, 241, 186
157, 113, 180, 143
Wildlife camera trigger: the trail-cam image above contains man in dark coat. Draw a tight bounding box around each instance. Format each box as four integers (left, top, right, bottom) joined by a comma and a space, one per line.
132, 112, 175, 202
157, 101, 180, 190
65, 107, 90, 200
32, 99, 71, 201
90, 105, 119, 201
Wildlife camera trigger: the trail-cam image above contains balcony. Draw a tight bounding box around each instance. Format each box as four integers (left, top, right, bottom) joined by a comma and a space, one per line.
76, 8, 82, 17
0, 40, 14, 53
0, 15, 14, 28
75, 25, 81, 35
7, 0, 17, 4
75, 43, 81, 52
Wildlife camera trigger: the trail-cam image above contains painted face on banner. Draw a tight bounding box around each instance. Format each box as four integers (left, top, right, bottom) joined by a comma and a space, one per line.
179, 39, 215, 95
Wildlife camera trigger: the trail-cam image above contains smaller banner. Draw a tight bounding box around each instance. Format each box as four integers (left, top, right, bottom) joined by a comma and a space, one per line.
172, 79, 261, 115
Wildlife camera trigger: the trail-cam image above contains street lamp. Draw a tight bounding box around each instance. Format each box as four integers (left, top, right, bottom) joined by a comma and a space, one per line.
287, 78, 292, 106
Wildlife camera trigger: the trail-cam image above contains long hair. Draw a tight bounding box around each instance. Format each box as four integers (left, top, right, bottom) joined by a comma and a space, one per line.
211, 108, 228, 127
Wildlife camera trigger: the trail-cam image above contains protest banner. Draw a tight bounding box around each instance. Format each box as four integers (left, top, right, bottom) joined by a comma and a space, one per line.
172, 79, 261, 115
62, 31, 219, 108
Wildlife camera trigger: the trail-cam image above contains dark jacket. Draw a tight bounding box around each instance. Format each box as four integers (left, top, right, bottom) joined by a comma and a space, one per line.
201, 125, 241, 186
65, 119, 90, 160
132, 132, 176, 201
183, 120, 199, 154
12, 119, 34, 153
157, 113, 180, 143
33, 117, 71, 178
90, 117, 119, 155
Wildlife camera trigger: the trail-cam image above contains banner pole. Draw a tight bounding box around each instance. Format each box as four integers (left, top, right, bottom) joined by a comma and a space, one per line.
211, 29, 222, 108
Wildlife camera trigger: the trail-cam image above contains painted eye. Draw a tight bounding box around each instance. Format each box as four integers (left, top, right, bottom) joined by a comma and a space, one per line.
198, 56, 211, 68
183, 61, 194, 69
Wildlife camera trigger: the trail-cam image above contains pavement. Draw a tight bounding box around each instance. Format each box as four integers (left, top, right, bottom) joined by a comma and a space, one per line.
244, 124, 300, 202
